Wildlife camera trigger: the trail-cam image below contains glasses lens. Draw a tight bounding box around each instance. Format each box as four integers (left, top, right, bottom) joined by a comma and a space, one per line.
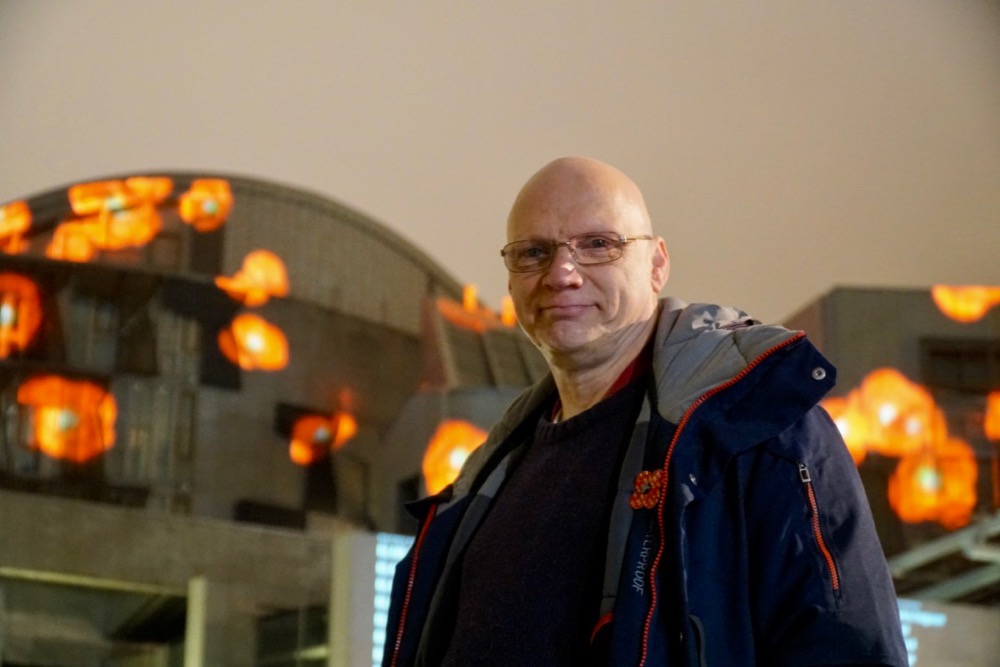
503, 240, 552, 272
571, 233, 623, 264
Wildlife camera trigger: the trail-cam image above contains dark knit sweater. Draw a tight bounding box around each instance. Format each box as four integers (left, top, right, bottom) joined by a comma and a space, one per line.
440, 377, 647, 666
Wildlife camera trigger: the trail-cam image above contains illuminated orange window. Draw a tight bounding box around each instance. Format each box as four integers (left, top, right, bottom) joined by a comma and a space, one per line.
288, 411, 358, 465
16, 375, 117, 463
83, 203, 162, 251
0, 200, 31, 253
218, 313, 289, 370
69, 180, 133, 217
123, 176, 173, 204
462, 284, 478, 313
931, 285, 1000, 323
500, 295, 517, 327
856, 368, 942, 458
830, 365, 980, 530
179, 179, 233, 232
436, 286, 507, 333
878, 405, 948, 459
888, 436, 978, 530
985, 391, 1000, 442
46, 221, 97, 262
0, 273, 42, 359
330, 411, 358, 449
422, 419, 487, 495
56, 177, 173, 259
289, 415, 332, 466
215, 250, 289, 306
68, 177, 173, 217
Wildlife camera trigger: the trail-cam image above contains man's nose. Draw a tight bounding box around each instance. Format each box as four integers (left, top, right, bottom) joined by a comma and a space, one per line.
543, 244, 583, 286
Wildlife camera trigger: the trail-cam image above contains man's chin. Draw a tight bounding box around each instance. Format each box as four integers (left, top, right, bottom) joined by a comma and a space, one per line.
535, 329, 601, 358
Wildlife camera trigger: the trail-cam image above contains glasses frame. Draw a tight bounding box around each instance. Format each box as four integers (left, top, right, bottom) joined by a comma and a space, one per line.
500, 232, 655, 273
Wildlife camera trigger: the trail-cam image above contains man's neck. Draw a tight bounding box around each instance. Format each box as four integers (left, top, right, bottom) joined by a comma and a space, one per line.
548, 316, 656, 421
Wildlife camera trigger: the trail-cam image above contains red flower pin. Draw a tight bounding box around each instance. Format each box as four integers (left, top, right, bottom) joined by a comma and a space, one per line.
629, 469, 666, 510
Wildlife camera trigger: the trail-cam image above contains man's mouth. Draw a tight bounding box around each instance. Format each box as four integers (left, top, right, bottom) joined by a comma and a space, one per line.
541, 303, 592, 316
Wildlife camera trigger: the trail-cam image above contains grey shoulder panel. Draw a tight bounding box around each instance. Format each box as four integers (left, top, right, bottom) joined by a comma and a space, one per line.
653, 299, 800, 423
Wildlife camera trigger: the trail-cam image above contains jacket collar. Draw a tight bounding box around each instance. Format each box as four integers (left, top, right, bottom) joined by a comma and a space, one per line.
451, 297, 817, 502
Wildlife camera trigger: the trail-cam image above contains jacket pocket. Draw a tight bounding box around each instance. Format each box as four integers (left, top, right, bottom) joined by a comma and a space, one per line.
797, 462, 842, 597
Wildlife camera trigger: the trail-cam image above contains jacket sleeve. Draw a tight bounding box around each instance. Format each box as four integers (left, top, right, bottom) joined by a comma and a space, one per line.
744, 406, 908, 666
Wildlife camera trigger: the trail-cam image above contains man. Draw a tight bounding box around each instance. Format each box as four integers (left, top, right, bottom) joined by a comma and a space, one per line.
384, 157, 907, 666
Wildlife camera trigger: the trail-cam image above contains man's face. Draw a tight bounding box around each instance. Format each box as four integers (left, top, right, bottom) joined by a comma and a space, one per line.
506, 167, 668, 361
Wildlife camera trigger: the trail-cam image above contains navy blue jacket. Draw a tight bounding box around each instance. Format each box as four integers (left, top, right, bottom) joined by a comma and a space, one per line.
383, 299, 908, 666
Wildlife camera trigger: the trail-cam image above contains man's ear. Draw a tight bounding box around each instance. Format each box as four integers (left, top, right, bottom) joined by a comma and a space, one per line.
651, 238, 669, 293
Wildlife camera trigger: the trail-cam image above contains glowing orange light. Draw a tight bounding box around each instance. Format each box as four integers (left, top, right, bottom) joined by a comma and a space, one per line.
931, 285, 1000, 323
84, 203, 162, 250
819, 395, 869, 465
46, 221, 97, 262
833, 366, 980, 530
66, 178, 170, 249
123, 176, 173, 204
46, 209, 162, 259
215, 250, 289, 306
179, 179, 233, 232
856, 368, 941, 457
500, 295, 517, 327
54, 177, 172, 260
826, 367, 952, 461
985, 391, 1000, 442
0, 273, 43, 358
68, 180, 130, 217
68, 177, 173, 217
462, 284, 478, 313
330, 411, 358, 449
289, 414, 332, 465
422, 419, 487, 495
880, 406, 949, 459
16, 375, 116, 463
436, 295, 507, 333
888, 436, 978, 530
218, 313, 289, 370
287, 411, 359, 465
0, 200, 31, 253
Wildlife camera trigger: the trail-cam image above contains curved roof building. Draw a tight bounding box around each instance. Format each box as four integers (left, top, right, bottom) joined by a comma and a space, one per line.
0, 172, 545, 662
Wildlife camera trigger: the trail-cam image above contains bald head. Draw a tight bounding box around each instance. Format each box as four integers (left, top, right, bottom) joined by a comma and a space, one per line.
507, 156, 653, 241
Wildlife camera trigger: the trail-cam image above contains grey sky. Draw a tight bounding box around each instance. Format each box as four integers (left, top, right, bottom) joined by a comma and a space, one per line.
1, 1, 998, 323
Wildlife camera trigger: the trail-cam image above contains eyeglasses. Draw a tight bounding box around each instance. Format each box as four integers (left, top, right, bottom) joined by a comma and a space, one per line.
500, 232, 654, 273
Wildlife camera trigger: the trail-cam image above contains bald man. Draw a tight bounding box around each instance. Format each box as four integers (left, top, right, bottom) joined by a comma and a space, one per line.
384, 158, 907, 666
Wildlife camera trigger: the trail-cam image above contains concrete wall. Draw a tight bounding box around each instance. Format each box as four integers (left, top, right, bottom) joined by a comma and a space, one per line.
0, 489, 345, 665
785, 286, 1000, 394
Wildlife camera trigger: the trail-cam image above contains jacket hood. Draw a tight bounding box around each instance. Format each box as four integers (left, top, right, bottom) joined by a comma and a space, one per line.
652, 297, 801, 423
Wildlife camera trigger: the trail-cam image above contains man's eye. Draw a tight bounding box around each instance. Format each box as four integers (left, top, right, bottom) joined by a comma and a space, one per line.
577, 235, 615, 250
520, 244, 549, 259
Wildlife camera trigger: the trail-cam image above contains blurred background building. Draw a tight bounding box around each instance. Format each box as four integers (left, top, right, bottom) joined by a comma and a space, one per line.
0, 173, 543, 665
1, 175, 998, 665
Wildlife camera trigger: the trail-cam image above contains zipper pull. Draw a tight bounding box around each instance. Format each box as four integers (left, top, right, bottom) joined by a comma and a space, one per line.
797, 462, 811, 483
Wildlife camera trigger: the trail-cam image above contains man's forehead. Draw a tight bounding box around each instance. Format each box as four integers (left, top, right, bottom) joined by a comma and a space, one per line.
506, 192, 647, 241
507, 158, 651, 239
508, 206, 617, 238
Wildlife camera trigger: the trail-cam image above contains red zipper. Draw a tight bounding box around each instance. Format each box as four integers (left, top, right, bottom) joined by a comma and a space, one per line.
798, 462, 841, 591
637, 332, 806, 666
389, 503, 437, 667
